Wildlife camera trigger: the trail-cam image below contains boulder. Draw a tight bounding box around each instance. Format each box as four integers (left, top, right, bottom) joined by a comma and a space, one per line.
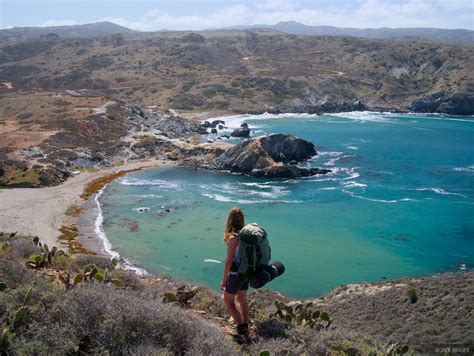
211, 120, 225, 128
259, 134, 316, 162
195, 127, 209, 134
211, 128, 218, 134
202, 121, 212, 128
231, 127, 250, 137
240, 122, 249, 128
214, 134, 329, 178
218, 124, 224, 130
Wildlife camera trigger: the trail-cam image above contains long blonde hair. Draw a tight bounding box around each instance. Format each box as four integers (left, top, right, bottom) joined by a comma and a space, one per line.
224, 207, 245, 244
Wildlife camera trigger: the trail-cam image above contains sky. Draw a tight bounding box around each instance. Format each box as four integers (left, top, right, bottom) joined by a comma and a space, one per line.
1, 0, 473, 31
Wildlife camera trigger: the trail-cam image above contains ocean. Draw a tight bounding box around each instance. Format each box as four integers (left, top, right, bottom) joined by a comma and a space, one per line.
97, 112, 474, 298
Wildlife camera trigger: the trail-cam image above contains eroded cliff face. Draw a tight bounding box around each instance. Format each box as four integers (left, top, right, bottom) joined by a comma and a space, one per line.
213, 134, 330, 178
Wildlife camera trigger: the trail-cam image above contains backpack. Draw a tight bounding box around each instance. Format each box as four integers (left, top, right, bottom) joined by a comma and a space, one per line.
235, 223, 271, 277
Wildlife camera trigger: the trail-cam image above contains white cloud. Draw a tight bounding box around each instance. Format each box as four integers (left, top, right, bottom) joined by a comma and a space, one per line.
41, 19, 79, 27
51, 0, 474, 31
256, 0, 299, 11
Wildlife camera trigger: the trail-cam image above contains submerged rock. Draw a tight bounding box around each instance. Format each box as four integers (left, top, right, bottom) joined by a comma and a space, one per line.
231, 127, 250, 137
213, 133, 330, 178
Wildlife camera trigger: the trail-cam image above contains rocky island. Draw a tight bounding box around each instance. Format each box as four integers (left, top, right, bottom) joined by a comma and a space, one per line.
213, 134, 331, 178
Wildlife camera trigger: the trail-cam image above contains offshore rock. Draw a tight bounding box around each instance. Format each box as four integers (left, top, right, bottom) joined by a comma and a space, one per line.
230, 127, 250, 137
213, 134, 329, 178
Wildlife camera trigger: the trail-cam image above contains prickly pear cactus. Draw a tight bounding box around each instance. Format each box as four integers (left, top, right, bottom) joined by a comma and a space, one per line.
270, 301, 331, 329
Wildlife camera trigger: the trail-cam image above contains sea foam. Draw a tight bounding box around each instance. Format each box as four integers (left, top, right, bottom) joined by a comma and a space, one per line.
94, 186, 148, 276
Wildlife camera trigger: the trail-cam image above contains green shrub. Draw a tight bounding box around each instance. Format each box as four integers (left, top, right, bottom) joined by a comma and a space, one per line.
407, 288, 418, 303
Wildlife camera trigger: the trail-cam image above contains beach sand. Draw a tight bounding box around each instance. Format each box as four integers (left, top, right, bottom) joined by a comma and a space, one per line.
0, 158, 172, 249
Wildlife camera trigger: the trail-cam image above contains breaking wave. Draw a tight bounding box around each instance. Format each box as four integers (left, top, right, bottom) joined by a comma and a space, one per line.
120, 177, 181, 189
94, 186, 148, 276
201, 193, 302, 204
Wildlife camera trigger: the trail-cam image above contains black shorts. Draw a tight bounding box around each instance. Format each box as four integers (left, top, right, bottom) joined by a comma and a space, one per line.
224, 273, 249, 294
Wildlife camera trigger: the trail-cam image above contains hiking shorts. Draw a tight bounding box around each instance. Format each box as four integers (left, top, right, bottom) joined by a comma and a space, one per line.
225, 273, 249, 294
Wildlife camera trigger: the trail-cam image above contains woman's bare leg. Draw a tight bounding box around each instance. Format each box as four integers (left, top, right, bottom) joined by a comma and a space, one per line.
224, 291, 243, 325
236, 290, 249, 324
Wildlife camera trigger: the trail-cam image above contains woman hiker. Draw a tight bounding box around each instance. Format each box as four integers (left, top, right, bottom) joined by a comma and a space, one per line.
221, 207, 250, 337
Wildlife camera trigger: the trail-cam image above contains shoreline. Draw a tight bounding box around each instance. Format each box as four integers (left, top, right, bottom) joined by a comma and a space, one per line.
0, 158, 175, 250
1, 110, 471, 294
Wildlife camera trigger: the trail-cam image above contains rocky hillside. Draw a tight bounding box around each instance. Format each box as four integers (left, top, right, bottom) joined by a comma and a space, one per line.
0, 21, 134, 40
0, 91, 212, 187
0, 234, 472, 354
0, 30, 472, 115
1, 30, 473, 187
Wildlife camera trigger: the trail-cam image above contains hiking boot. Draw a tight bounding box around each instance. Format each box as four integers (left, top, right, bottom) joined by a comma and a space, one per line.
236, 323, 249, 337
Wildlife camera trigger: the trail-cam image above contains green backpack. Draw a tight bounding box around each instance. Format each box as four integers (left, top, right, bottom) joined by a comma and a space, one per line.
235, 223, 271, 277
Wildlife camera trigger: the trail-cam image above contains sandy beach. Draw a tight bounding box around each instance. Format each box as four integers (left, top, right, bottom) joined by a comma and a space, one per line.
0, 158, 172, 249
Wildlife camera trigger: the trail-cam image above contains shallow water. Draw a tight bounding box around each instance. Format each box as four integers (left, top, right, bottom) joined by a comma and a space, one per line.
100, 112, 474, 298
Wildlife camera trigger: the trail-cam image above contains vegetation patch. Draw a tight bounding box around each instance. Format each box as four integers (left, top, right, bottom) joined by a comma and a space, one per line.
80, 168, 142, 201
57, 225, 89, 254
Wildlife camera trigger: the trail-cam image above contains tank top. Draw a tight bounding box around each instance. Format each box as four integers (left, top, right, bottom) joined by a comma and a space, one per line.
227, 233, 240, 273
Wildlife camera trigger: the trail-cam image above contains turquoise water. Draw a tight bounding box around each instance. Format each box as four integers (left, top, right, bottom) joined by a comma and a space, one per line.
100, 112, 474, 298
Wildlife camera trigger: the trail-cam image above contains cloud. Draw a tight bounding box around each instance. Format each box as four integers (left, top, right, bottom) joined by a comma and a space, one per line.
52, 0, 474, 31
40, 19, 79, 27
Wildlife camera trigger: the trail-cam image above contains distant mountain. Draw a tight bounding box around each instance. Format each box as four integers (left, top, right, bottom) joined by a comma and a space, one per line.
269, 21, 474, 44
0, 21, 134, 39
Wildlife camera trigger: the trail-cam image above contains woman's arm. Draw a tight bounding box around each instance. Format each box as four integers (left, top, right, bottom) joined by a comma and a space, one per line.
221, 235, 239, 290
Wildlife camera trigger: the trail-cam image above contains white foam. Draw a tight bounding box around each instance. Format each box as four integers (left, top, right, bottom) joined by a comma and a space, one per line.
204, 259, 222, 264
415, 187, 467, 198
323, 155, 351, 166
328, 111, 395, 123
343, 181, 367, 189
341, 167, 361, 180
94, 187, 148, 276
201, 182, 290, 199
201, 193, 301, 204
454, 165, 474, 173
344, 192, 417, 204
318, 151, 344, 157
132, 207, 150, 213
128, 194, 165, 199
120, 177, 181, 189
240, 182, 274, 189
400, 112, 474, 123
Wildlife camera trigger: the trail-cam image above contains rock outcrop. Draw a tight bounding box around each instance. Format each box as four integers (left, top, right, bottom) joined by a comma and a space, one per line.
409, 92, 474, 116
213, 134, 330, 178
231, 127, 250, 137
